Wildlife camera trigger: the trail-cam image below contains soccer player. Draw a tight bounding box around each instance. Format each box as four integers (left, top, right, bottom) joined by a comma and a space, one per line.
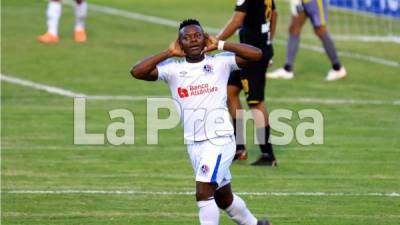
217, 0, 278, 166
130, 19, 272, 225
38, 0, 87, 43
267, 0, 346, 81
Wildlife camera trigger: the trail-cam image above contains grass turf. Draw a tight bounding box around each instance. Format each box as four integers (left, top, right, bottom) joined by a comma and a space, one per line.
2, 0, 400, 224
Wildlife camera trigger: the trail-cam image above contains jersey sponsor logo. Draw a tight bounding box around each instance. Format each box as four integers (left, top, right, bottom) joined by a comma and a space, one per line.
189, 83, 218, 96
236, 0, 245, 6
200, 164, 209, 176
177, 83, 219, 98
203, 64, 213, 73
177, 87, 189, 98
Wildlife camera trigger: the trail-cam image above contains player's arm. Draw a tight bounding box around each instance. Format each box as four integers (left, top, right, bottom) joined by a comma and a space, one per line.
228, 42, 262, 67
216, 11, 246, 40
270, 2, 278, 40
130, 40, 184, 81
204, 34, 262, 67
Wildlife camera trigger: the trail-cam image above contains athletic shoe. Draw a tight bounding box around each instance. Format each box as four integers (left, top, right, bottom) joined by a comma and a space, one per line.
251, 156, 277, 167
266, 68, 294, 80
74, 30, 87, 43
325, 66, 347, 81
38, 32, 59, 44
233, 149, 248, 161
257, 220, 273, 225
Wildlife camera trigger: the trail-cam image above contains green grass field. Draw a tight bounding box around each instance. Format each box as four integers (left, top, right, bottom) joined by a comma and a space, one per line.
2, 0, 400, 224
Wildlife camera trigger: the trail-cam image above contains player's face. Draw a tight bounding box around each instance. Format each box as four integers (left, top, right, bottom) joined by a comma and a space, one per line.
179, 25, 206, 58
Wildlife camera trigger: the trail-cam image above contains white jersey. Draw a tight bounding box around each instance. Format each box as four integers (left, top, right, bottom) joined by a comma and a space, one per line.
157, 52, 239, 142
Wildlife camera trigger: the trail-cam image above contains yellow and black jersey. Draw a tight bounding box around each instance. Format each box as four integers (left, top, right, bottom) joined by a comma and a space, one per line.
235, 0, 276, 35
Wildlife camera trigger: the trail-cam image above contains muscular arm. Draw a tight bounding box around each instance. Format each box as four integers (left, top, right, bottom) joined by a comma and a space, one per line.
204, 34, 262, 68
216, 11, 246, 41
223, 42, 262, 67
129, 50, 173, 81
130, 40, 183, 81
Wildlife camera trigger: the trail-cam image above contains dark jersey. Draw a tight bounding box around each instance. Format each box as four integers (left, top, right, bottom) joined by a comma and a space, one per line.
235, 0, 276, 45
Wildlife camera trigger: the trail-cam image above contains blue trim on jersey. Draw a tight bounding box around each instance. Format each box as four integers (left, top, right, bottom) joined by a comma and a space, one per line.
211, 154, 222, 183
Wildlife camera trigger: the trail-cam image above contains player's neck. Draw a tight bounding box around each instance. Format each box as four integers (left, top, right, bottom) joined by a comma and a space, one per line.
185, 54, 205, 63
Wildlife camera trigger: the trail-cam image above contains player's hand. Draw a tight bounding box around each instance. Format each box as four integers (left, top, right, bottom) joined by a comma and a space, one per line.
202, 33, 218, 54
168, 39, 185, 57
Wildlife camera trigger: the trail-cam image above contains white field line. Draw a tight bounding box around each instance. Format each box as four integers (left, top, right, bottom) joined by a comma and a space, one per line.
2, 74, 400, 106
63, 0, 400, 68
332, 35, 400, 44
5, 190, 400, 197
0, 74, 87, 98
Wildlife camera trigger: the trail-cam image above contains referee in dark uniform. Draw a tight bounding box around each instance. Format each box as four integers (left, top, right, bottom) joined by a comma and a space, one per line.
217, 0, 277, 166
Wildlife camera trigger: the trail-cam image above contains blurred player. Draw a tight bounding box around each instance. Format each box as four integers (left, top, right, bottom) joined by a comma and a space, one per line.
267, 0, 346, 81
38, 0, 87, 43
217, 0, 278, 166
130, 19, 272, 225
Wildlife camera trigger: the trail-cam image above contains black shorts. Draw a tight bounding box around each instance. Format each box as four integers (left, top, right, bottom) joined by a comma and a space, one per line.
228, 28, 273, 104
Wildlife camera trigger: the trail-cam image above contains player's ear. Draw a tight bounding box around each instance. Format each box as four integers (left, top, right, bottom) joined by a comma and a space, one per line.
177, 37, 183, 46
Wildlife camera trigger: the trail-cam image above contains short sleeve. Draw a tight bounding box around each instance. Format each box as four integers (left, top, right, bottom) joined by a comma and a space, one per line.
235, 0, 248, 12
156, 59, 174, 82
217, 52, 239, 72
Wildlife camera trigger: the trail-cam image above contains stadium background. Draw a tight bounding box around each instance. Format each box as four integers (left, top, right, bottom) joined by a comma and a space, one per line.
2, 0, 400, 224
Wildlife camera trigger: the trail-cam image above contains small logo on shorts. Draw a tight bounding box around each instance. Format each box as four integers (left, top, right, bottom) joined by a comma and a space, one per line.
200, 164, 209, 175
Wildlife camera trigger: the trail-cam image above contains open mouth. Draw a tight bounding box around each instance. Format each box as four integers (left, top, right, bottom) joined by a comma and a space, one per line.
190, 45, 201, 51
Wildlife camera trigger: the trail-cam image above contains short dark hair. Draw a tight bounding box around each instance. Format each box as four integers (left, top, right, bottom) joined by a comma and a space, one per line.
179, 19, 202, 31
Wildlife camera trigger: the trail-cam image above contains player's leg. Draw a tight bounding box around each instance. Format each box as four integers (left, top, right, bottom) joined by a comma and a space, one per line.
308, 0, 346, 80
196, 182, 220, 225
248, 101, 276, 166
227, 71, 247, 161
267, 12, 307, 79
188, 138, 234, 225
215, 184, 272, 225
38, 0, 62, 43
74, 0, 87, 43
244, 56, 277, 166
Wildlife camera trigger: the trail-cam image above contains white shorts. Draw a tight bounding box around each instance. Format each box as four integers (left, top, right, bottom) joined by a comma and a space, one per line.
187, 136, 235, 187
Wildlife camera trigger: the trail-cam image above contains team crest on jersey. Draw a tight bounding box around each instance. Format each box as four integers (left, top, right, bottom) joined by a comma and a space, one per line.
200, 164, 209, 175
203, 64, 213, 73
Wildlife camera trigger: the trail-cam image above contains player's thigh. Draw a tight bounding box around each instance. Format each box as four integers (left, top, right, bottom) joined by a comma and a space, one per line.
289, 13, 307, 34
303, 0, 328, 27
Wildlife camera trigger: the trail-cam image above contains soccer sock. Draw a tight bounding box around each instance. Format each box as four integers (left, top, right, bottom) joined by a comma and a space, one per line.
197, 199, 220, 225
232, 118, 245, 150
257, 126, 275, 160
224, 194, 258, 225
46, 1, 62, 36
319, 32, 341, 70
74, 1, 87, 32
284, 33, 300, 72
